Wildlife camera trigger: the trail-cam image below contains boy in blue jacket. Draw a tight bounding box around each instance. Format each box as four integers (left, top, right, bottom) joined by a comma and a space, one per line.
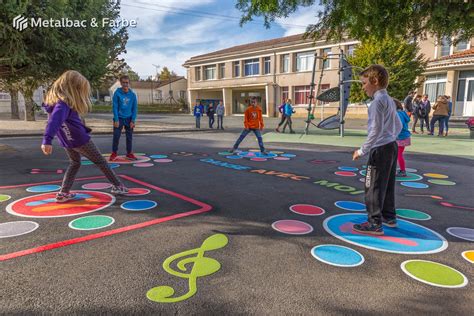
193, 102, 204, 128
110, 75, 138, 161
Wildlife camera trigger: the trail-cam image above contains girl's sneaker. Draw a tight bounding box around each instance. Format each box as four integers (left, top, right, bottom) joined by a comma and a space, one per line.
111, 185, 129, 195
55, 192, 77, 203
396, 170, 407, 177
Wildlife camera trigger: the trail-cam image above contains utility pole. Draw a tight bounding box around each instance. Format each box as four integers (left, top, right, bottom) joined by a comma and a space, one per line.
151, 64, 160, 105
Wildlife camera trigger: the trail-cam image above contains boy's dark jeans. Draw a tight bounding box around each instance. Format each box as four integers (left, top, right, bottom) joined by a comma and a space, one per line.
112, 117, 133, 154
364, 141, 398, 225
208, 115, 215, 128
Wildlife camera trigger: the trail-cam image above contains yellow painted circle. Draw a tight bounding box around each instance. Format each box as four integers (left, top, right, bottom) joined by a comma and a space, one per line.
423, 173, 449, 179
462, 250, 474, 263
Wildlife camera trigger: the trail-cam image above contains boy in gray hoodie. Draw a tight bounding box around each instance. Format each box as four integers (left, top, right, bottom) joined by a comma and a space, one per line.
216, 101, 225, 130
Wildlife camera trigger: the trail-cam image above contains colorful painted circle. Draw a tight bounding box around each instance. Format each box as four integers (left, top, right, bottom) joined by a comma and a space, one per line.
335, 201, 366, 212
401, 182, 429, 189
226, 155, 242, 159
108, 163, 120, 169
153, 159, 173, 163
0, 221, 39, 238
121, 200, 157, 211
250, 158, 267, 162
248, 149, 260, 152
446, 227, 474, 242
273, 157, 290, 161
396, 209, 431, 221
335, 171, 357, 177
359, 178, 365, 183
150, 154, 168, 159
0, 194, 11, 202
69, 215, 114, 230
218, 151, 233, 156
135, 153, 146, 156
133, 163, 154, 167
427, 179, 456, 186
398, 168, 418, 173
107, 155, 151, 164
323, 213, 447, 254
311, 244, 364, 267
289, 204, 325, 216
6, 191, 115, 218
462, 250, 474, 263
401, 260, 468, 288
81, 160, 94, 166
26, 185, 61, 193
81, 182, 113, 190
359, 170, 423, 181
270, 151, 285, 154
272, 220, 313, 235
423, 173, 449, 179
338, 166, 359, 172
254, 152, 277, 159
280, 153, 296, 158
124, 188, 151, 196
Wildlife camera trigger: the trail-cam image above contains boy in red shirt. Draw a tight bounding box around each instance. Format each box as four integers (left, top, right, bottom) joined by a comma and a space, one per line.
230, 97, 268, 154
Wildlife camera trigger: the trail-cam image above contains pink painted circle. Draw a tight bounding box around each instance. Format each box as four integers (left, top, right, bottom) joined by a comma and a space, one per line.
289, 204, 325, 216
250, 158, 267, 161
124, 188, 151, 196
107, 155, 151, 164
154, 159, 173, 163
81, 182, 113, 190
133, 163, 154, 167
274, 157, 290, 161
272, 220, 314, 235
335, 171, 357, 177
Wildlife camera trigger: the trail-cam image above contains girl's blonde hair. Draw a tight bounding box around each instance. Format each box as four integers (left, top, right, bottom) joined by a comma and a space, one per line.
45, 70, 91, 114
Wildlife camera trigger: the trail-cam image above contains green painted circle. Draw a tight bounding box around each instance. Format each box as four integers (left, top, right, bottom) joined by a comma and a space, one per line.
396, 208, 431, 220
81, 160, 94, 166
69, 215, 114, 230
401, 260, 468, 288
427, 179, 456, 186
0, 195, 11, 202
362, 169, 422, 182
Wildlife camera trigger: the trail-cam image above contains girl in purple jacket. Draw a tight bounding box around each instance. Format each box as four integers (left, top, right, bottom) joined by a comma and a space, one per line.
42, 70, 128, 202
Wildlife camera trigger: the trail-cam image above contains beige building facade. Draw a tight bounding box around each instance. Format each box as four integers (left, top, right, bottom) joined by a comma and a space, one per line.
183, 34, 474, 118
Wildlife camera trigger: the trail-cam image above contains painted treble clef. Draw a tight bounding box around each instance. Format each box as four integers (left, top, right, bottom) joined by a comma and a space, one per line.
146, 233, 228, 303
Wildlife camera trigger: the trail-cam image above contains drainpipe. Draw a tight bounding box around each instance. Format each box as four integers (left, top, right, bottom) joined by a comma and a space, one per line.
273, 48, 277, 117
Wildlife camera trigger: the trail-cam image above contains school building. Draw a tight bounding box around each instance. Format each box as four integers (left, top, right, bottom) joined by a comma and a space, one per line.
183, 34, 474, 118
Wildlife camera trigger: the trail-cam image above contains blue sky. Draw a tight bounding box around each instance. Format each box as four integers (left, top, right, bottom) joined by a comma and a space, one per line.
119, 0, 320, 78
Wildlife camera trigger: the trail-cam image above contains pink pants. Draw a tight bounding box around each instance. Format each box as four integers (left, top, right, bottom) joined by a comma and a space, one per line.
397, 146, 406, 171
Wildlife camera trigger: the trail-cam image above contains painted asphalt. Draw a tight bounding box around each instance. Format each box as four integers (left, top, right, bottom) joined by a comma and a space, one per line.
0, 132, 472, 314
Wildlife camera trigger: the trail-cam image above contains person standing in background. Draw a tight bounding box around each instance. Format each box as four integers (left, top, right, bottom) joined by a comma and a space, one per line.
216, 101, 225, 130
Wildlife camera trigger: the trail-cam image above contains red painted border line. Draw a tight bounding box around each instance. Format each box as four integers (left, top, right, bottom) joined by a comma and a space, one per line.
0, 175, 212, 261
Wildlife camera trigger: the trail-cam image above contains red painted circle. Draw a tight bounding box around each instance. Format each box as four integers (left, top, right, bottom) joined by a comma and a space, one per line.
335, 171, 357, 177
250, 158, 267, 161
6, 190, 115, 218
290, 204, 325, 216
125, 188, 151, 196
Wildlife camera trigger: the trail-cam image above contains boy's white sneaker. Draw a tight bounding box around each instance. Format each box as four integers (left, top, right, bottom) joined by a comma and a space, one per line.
111, 185, 129, 195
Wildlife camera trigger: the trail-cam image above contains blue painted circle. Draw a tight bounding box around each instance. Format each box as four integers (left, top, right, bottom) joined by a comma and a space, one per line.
338, 166, 359, 172
311, 244, 364, 267
226, 155, 243, 159
121, 200, 157, 211
401, 182, 429, 189
323, 213, 447, 254
237, 151, 255, 157
254, 152, 277, 158
108, 163, 120, 169
150, 154, 168, 159
335, 201, 366, 212
280, 153, 296, 158
26, 185, 61, 193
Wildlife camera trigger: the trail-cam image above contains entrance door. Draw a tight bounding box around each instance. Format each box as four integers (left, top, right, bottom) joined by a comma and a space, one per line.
463, 79, 474, 116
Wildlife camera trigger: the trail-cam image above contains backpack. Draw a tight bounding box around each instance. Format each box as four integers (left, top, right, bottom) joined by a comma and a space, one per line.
278, 103, 285, 113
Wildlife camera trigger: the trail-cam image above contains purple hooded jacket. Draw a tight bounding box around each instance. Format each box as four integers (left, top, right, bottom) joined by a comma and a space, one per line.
42, 100, 90, 148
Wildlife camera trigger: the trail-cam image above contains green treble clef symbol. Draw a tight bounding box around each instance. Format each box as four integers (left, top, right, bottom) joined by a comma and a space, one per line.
146, 233, 228, 303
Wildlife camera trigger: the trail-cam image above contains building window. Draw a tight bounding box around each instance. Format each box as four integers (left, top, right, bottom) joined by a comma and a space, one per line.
322, 48, 331, 69
0, 93, 11, 100
294, 85, 312, 105
169, 90, 173, 97
455, 39, 469, 52
347, 44, 356, 57
457, 70, 474, 101
281, 54, 289, 73
244, 58, 259, 76
179, 91, 186, 99
440, 37, 451, 57
296, 52, 314, 72
204, 65, 216, 80
219, 63, 225, 79
233, 61, 240, 77
195, 67, 201, 81
264, 57, 271, 74
281, 87, 289, 104
156, 90, 162, 100
424, 74, 447, 102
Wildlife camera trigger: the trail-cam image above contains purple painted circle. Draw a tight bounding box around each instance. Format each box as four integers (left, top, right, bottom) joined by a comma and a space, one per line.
446, 227, 474, 242
274, 157, 290, 161
250, 158, 267, 161
335, 171, 357, 177
154, 159, 173, 163
289, 204, 325, 216
272, 220, 313, 235
133, 163, 154, 167
81, 182, 113, 190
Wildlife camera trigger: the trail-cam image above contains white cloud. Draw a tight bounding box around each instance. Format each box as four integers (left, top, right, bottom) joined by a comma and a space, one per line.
275, 5, 321, 36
